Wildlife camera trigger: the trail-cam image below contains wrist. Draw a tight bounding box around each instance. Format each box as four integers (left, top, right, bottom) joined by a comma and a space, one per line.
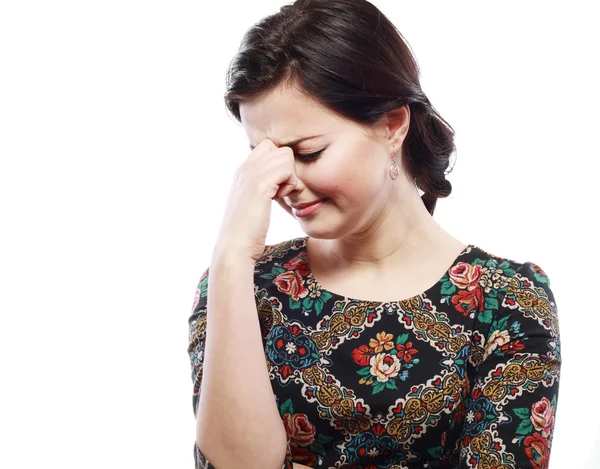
210, 244, 257, 270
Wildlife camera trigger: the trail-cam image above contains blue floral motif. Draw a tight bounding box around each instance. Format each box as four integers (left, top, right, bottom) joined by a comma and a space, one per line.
344, 430, 405, 465
266, 325, 321, 369
463, 396, 500, 436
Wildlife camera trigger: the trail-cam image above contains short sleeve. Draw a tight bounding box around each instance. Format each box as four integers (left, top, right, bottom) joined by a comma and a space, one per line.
187, 267, 295, 469
458, 261, 561, 468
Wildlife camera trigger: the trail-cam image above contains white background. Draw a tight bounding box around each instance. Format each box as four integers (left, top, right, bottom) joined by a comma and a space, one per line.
1, 1, 598, 468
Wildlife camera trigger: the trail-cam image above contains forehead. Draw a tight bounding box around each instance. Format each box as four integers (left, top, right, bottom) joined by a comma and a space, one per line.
239, 84, 344, 147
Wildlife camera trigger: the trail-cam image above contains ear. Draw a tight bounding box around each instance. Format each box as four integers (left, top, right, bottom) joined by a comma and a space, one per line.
385, 104, 411, 151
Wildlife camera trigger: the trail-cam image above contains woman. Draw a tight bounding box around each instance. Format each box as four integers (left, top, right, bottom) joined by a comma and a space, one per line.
187, 0, 561, 468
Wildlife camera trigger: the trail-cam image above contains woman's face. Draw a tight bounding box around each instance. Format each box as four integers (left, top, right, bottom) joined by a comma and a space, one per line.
239, 83, 410, 240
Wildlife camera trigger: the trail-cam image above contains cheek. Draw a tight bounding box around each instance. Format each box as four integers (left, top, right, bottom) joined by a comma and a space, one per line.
307, 145, 383, 197
316, 171, 381, 203
304, 166, 345, 194
338, 164, 381, 193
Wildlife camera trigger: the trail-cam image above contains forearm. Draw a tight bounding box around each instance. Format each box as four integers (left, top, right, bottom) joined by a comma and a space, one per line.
196, 252, 288, 469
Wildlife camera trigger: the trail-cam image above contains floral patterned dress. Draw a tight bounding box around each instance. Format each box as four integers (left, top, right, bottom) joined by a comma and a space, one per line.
187, 236, 561, 469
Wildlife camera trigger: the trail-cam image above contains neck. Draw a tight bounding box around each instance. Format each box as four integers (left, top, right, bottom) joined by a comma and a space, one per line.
314, 182, 453, 271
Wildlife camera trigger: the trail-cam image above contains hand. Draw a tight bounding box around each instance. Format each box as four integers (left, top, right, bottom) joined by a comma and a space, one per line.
212, 138, 298, 263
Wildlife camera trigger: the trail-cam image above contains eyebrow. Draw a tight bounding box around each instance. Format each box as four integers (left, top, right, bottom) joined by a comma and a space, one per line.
249, 134, 324, 150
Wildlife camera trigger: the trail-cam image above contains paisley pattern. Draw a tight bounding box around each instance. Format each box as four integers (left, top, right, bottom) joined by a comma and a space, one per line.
188, 236, 561, 468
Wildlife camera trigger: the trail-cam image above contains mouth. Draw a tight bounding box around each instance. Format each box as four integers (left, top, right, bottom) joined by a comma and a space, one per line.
292, 198, 329, 217
291, 198, 326, 210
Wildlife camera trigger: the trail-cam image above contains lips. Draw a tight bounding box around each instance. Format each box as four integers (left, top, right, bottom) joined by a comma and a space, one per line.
293, 198, 327, 217
291, 198, 326, 210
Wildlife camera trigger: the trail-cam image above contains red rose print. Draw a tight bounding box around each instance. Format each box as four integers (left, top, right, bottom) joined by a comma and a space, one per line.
531, 397, 555, 438
274, 271, 309, 301
523, 432, 550, 469
291, 446, 318, 466
283, 413, 316, 447
451, 288, 484, 316
284, 253, 311, 276
449, 262, 482, 290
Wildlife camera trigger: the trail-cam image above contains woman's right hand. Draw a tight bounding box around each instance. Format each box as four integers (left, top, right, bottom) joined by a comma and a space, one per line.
212, 137, 298, 264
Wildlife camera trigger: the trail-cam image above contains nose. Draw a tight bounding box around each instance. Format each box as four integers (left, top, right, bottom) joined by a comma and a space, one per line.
283, 174, 306, 206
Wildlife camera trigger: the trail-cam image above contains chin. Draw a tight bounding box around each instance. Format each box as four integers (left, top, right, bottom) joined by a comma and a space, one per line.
300, 222, 345, 240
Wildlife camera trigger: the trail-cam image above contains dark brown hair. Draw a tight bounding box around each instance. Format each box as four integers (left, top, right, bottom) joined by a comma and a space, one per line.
224, 0, 456, 215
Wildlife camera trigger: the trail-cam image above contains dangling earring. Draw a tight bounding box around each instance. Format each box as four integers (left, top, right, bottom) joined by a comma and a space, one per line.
389, 146, 400, 180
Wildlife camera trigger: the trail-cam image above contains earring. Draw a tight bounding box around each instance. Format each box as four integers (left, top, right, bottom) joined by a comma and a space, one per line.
389, 146, 399, 180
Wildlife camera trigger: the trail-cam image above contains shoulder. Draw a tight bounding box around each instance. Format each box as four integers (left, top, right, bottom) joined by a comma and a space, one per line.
254, 237, 309, 304
254, 236, 309, 276
469, 244, 552, 288
462, 244, 557, 330
253, 235, 310, 290
468, 244, 558, 336
256, 236, 309, 266
192, 236, 309, 300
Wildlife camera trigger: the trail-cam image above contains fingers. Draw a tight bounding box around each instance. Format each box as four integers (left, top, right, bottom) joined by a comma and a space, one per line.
273, 171, 298, 199
251, 137, 299, 203
248, 137, 278, 160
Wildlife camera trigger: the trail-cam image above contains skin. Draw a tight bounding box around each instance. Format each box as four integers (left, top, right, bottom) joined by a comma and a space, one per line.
239, 81, 467, 294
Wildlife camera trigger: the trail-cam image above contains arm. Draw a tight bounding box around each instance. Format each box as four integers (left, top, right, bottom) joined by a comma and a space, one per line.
457, 262, 561, 468
187, 251, 292, 469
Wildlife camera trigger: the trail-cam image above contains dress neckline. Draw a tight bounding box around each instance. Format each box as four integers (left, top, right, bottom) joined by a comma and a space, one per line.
300, 236, 476, 305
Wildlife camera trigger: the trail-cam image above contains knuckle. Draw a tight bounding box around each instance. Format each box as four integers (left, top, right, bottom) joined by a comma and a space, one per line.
279, 147, 294, 157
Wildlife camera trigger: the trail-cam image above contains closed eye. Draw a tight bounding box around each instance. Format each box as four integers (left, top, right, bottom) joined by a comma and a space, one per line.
295, 149, 323, 162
